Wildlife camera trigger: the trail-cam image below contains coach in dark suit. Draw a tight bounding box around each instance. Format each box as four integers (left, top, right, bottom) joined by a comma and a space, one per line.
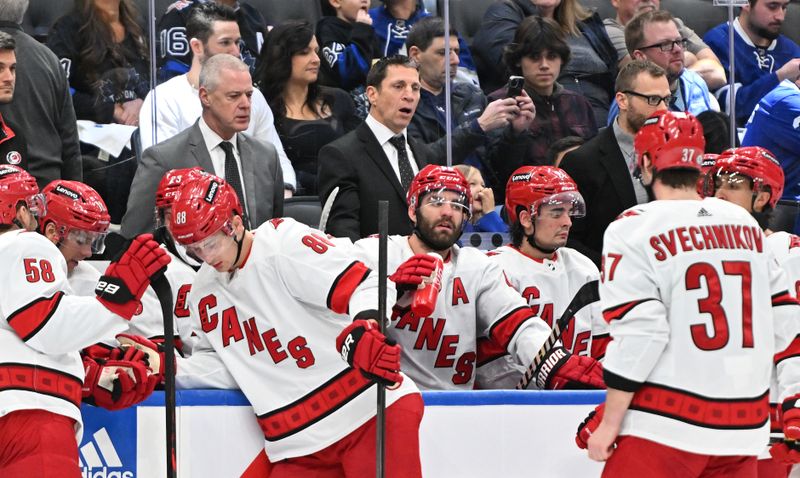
560, 60, 669, 266
121, 54, 283, 238
318, 56, 431, 241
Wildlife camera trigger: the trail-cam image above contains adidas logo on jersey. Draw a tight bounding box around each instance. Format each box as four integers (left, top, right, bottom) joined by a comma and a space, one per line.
697, 208, 712, 217
80, 428, 134, 478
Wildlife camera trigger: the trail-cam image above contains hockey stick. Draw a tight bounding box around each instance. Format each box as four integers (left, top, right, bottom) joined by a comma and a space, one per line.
376, 200, 389, 478
516, 280, 599, 390
318, 186, 339, 232
151, 274, 177, 478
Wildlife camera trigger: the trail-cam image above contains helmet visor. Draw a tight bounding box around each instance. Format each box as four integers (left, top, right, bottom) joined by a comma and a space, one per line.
712, 171, 753, 193
533, 191, 586, 218
419, 189, 471, 217
67, 229, 108, 254
25, 193, 46, 218
183, 221, 234, 261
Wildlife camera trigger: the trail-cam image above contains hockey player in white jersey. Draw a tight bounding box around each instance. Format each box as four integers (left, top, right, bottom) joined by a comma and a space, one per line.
354, 165, 605, 391
169, 173, 423, 477
476, 165, 610, 389
0, 166, 170, 477
37, 179, 161, 407
706, 146, 800, 477
581, 111, 800, 477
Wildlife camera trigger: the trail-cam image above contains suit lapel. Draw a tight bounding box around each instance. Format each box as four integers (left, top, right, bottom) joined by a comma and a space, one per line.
597, 128, 637, 208
188, 122, 214, 172
357, 124, 406, 200
236, 134, 257, 223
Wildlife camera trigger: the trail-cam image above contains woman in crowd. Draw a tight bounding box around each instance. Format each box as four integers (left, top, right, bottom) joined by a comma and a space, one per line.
256, 21, 360, 195
472, 0, 617, 125
48, 0, 150, 223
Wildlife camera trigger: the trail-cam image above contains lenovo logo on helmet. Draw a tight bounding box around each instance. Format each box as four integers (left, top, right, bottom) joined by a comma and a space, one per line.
55, 184, 81, 200
204, 181, 220, 204
511, 172, 532, 182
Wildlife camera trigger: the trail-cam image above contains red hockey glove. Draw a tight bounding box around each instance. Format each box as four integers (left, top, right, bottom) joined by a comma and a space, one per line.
576, 403, 605, 449
770, 394, 800, 464
96, 234, 171, 320
389, 254, 439, 293
533, 346, 605, 390
82, 355, 159, 410
336, 319, 403, 388
116, 333, 169, 376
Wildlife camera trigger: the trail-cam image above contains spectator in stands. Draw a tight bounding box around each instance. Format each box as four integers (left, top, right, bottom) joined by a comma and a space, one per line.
139, 3, 296, 194
49, 0, 149, 127
49, 0, 151, 223
546, 136, 584, 166
0, 32, 26, 171
454, 164, 508, 233
471, 0, 617, 125
560, 60, 668, 266
489, 16, 597, 172
0, 0, 81, 187
317, 0, 378, 118
603, 0, 726, 90
704, 0, 800, 126
370, 0, 479, 86
406, 17, 535, 195
742, 78, 800, 206
256, 20, 359, 196
122, 54, 284, 237
606, 10, 718, 124
157, 0, 268, 83
318, 55, 430, 240
697, 110, 735, 154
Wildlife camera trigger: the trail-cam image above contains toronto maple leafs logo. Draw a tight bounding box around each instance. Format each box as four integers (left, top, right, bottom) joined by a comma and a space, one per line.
389, 20, 411, 40
322, 43, 345, 68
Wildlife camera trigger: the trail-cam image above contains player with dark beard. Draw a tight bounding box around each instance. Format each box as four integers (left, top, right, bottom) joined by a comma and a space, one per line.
354, 164, 605, 390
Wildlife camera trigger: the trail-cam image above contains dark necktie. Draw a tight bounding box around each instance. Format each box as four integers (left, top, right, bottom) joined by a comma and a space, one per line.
388, 134, 415, 192
218, 140, 250, 229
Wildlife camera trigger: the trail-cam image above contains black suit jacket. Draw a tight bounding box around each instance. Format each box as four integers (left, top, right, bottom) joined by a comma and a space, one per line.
318, 122, 430, 241
559, 126, 639, 267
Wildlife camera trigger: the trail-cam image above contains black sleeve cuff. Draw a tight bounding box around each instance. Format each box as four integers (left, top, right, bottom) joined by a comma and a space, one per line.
603, 369, 643, 392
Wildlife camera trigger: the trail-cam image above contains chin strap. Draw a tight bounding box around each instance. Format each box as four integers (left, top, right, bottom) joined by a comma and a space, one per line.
525, 220, 558, 255
12, 218, 24, 230
751, 209, 771, 230
231, 227, 245, 271
156, 227, 201, 272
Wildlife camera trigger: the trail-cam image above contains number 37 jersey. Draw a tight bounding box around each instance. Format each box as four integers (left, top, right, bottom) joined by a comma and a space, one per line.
600, 197, 800, 455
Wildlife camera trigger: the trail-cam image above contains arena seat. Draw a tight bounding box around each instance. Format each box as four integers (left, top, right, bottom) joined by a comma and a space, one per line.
21, 0, 72, 42
283, 196, 323, 228
439, 0, 496, 43
247, 0, 323, 27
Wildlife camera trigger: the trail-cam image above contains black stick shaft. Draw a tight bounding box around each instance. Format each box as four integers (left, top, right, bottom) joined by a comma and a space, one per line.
152, 275, 176, 478
376, 200, 388, 478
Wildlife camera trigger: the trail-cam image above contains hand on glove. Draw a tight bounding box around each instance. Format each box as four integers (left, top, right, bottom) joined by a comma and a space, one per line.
82, 354, 159, 410
576, 403, 605, 449
96, 234, 171, 320
534, 346, 605, 390
770, 394, 800, 464
389, 254, 439, 294
336, 319, 403, 388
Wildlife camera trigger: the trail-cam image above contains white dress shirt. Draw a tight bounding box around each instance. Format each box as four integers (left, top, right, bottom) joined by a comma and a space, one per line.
198, 116, 249, 210
365, 114, 419, 183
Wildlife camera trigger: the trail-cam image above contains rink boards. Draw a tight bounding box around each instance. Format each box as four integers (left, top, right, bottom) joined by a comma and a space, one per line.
79, 389, 605, 477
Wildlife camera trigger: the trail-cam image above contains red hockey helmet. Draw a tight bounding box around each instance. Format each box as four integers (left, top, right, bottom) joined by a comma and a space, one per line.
504, 166, 585, 224
40, 180, 110, 253
407, 165, 472, 217
697, 153, 719, 197
155, 167, 207, 211
711, 146, 784, 208
0, 165, 44, 226
169, 174, 242, 246
635, 111, 705, 172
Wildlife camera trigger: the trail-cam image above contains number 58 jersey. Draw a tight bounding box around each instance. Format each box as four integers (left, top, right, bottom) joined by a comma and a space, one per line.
600, 197, 800, 456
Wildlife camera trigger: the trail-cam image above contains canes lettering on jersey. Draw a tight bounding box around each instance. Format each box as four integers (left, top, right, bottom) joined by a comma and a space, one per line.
392, 307, 476, 385
197, 293, 315, 368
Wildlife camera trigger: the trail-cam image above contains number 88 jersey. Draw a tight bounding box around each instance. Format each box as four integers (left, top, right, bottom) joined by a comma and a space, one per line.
599, 197, 800, 456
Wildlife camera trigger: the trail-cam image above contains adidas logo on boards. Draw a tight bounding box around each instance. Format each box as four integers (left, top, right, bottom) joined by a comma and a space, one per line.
80, 427, 134, 478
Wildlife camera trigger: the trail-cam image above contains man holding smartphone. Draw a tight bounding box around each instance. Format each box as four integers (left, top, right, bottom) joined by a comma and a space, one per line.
406, 17, 535, 202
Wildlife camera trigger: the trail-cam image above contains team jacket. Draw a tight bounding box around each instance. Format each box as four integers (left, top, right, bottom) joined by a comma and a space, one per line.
475, 245, 609, 389
742, 80, 800, 202
156, 0, 267, 82
704, 18, 800, 125
186, 219, 418, 461
354, 236, 552, 391
0, 230, 127, 438
600, 198, 800, 455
